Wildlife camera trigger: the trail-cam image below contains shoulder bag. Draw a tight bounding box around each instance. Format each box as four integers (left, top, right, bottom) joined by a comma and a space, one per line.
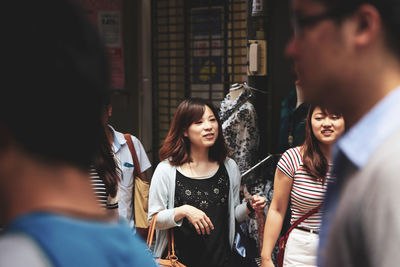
147, 213, 186, 267
124, 134, 150, 239
276, 204, 322, 267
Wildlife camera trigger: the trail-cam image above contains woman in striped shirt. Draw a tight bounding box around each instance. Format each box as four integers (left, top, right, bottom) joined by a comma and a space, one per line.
261, 106, 345, 267
90, 125, 121, 218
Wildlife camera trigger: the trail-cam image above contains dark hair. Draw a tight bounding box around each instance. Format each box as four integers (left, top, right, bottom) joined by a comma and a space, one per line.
302, 105, 340, 182
93, 128, 120, 198
159, 98, 228, 165
314, 0, 400, 59
0, 0, 109, 171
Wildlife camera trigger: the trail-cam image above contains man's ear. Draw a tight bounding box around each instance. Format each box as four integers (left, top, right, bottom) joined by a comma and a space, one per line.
107, 105, 113, 117
352, 4, 381, 48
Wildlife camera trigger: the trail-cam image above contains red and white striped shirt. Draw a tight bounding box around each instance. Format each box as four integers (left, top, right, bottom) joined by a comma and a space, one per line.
277, 146, 334, 230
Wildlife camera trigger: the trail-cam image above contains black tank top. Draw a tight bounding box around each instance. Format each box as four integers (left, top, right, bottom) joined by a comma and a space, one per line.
172, 165, 231, 267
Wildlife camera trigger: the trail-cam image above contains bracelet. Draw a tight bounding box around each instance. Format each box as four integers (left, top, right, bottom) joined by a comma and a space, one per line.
246, 200, 255, 213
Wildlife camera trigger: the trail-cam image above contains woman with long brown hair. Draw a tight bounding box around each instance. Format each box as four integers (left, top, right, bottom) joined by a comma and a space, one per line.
88, 100, 121, 219
148, 98, 266, 267
261, 106, 345, 267
90, 124, 120, 216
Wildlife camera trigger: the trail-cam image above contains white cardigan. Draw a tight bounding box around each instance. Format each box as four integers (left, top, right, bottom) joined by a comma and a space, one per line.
148, 158, 249, 257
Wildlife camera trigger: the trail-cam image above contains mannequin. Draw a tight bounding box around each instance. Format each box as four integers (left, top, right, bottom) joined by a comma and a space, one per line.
229, 83, 245, 101
220, 82, 264, 255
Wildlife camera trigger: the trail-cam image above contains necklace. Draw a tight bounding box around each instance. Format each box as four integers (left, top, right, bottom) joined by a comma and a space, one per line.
183, 162, 219, 179
188, 162, 196, 177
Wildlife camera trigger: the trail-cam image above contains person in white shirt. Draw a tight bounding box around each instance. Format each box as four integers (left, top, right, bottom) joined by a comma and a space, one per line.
102, 102, 152, 232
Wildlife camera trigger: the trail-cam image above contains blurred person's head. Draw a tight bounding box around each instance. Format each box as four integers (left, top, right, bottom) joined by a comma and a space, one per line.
285, 0, 400, 120
159, 98, 228, 166
302, 105, 345, 181
0, 0, 109, 173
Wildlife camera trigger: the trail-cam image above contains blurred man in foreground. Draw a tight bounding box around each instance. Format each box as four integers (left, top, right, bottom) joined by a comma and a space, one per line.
286, 0, 400, 266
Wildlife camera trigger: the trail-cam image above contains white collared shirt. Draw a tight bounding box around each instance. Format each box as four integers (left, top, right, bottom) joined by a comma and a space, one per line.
109, 125, 151, 228
334, 86, 400, 169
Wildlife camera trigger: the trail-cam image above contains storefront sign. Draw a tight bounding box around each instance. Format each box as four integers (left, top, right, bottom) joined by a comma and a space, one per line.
76, 0, 125, 90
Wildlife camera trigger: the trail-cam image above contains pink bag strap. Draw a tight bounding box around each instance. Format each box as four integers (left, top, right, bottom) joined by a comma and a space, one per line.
283, 203, 322, 239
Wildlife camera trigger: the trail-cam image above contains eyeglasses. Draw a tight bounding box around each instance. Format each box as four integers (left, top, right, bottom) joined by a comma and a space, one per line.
292, 11, 338, 35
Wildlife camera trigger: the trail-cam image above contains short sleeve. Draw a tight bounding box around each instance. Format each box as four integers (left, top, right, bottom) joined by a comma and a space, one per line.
131, 136, 151, 172
106, 188, 119, 210
277, 147, 301, 179
0, 234, 51, 267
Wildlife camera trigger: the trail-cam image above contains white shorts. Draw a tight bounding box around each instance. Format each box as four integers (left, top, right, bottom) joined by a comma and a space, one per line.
283, 228, 319, 267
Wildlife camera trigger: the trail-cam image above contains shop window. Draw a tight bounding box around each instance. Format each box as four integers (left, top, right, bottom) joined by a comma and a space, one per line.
152, 0, 247, 160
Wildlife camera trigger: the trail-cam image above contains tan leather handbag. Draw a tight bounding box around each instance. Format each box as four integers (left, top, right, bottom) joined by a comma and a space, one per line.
147, 213, 186, 267
124, 134, 149, 239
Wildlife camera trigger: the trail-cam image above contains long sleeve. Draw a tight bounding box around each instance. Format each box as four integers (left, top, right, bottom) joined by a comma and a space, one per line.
148, 161, 183, 230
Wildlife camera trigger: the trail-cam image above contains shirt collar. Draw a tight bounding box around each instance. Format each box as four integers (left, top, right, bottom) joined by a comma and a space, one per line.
108, 125, 126, 153
334, 86, 400, 169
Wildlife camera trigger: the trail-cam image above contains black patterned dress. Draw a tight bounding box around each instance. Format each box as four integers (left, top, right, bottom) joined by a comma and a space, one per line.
219, 88, 259, 186
219, 87, 265, 250
171, 165, 231, 267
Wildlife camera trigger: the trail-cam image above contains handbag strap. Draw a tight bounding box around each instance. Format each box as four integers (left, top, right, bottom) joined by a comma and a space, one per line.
147, 213, 158, 248
146, 213, 178, 258
283, 203, 322, 239
170, 227, 177, 257
124, 134, 141, 221
123, 134, 142, 179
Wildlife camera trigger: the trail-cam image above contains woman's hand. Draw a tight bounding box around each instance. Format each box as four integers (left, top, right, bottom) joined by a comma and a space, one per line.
250, 195, 267, 212
176, 205, 214, 235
